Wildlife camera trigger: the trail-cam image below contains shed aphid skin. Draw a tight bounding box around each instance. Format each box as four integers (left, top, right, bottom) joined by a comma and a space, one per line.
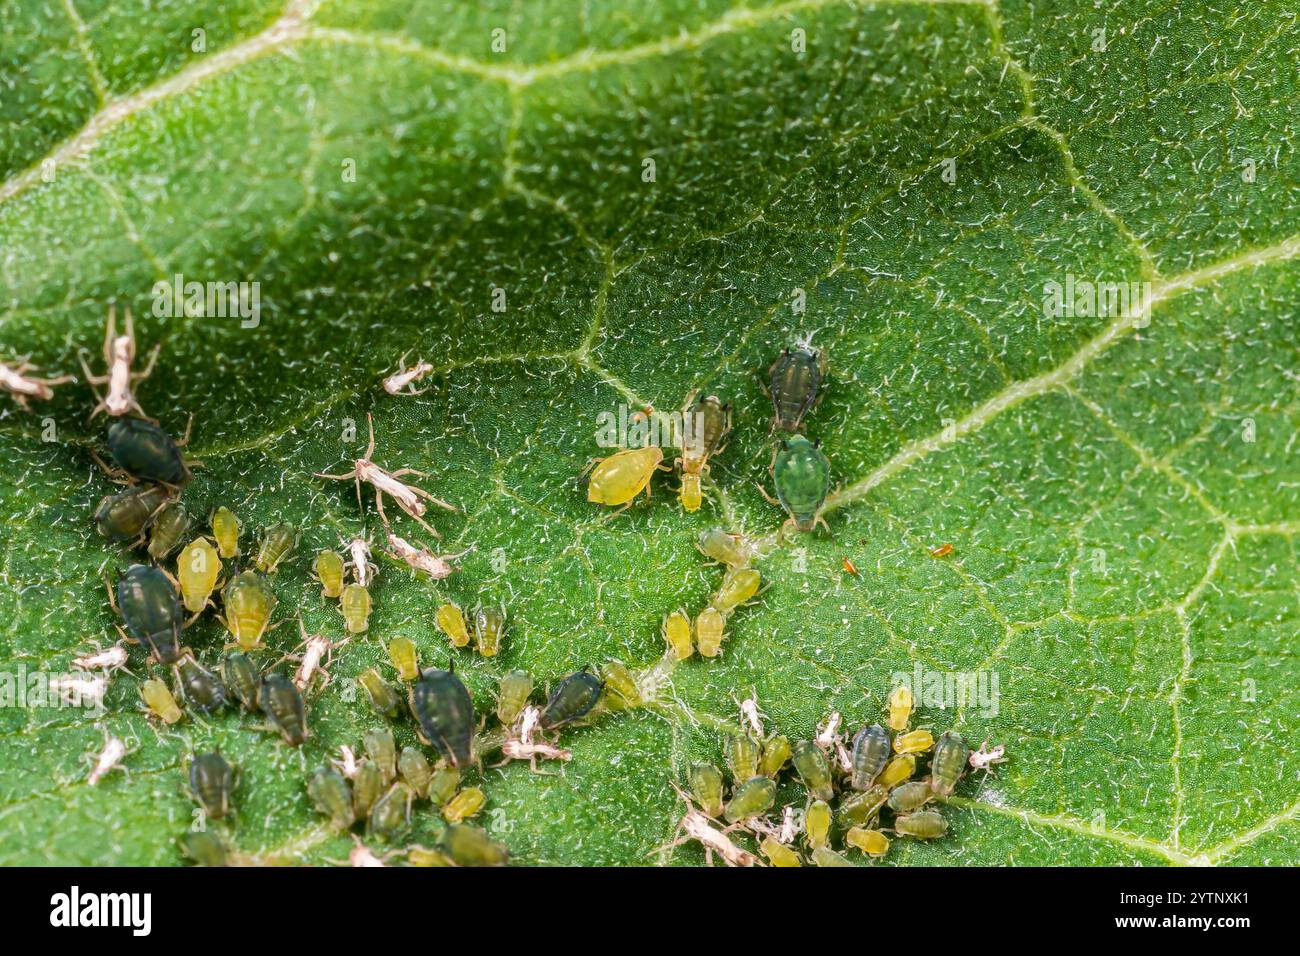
105, 416, 194, 487
663, 609, 693, 660
435, 603, 470, 648
351, 761, 383, 819
688, 764, 725, 819
878, 754, 917, 790
313, 550, 346, 599
894, 728, 935, 755
368, 783, 413, 841
113, 563, 185, 664
495, 670, 533, 726
287, 614, 344, 693
348, 840, 388, 867
474, 605, 506, 658
386, 532, 467, 580
440, 824, 509, 867
50, 674, 108, 709
72, 640, 130, 674
258, 673, 308, 746
838, 785, 888, 826
382, 351, 436, 396
695, 606, 726, 658
723, 775, 776, 824
308, 767, 355, 830
766, 435, 831, 534
364, 727, 398, 785
766, 334, 828, 434
710, 566, 760, 615
696, 528, 756, 568
660, 785, 759, 867
315, 413, 458, 537
387, 637, 420, 681
850, 723, 891, 790
930, 731, 971, 796
0, 357, 73, 409
804, 799, 832, 850
94, 483, 169, 543
792, 740, 835, 802
846, 826, 890, 858
345, 535, 378, 588
499, 705, 573, 770
177, 537, 223, 614
358, 668, 401, 718
673, 393, 732, 512
888, 780, 934, 814
409, 666, 475, 768
968, 739, 1007, 773
210, 506, 241, 559
539, 670, 603, 730
221, 652, 260, 712
893, 809, 948, 840
147, 501, 192, 561
585, 444, 666, 514
339, 582, 373, 635
398, 746, 433, 798
255, 522, 298, 574
761, 837, 802, 867
141, 678, 182, 723
189, 751, 236, 820
175, 655, 227, 713
887, 684, 915, 733
78, 304, 160, 420
86, 732, 128, 786
220, 570, 277, 651
442, 786, 486, 823
726, 732, 761, 783
331, 744, 361, 780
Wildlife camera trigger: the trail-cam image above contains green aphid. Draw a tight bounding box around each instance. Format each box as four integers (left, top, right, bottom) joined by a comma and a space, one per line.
811, 847, 855, 867
894, 809, 948, 840
726, 732, 761, 783
474, 605, 505, 658
767, 338, 827, 433
428, 767, 460, 808
255, 522, 297, 574
189, 751, 236, 820
147, 500, 192, 561
540, 671, 603, 730
711, 567, 760, 615
851, 723, 891, 791
115, 563, 184, 663
440, 824, 509, 867
600, 660, 641, 710
258, 673, 307, 746
313, 549, 346, 599
352, 760, 383, 819
723, 775, 776, 824
94, 484, 168, 543
367, 783, 411, 841
220, 570, 277, 651
929, 731, 970, 797
839, 784, 888, 826
495, 670, 533, 726
175, 656, 227, 713
308, 767, 355, 830
210, 506, 240, 559
688, 763, 725, 818
771, 435, 831, 533
792, 740, 834, 801
107, 417, 192, 486
180, 830, 229, 867
410, 667, 475, 768
339, 583, 372, 634
887, 780, 934, 813
221, 652, 260, 712
398, 747, 432, 799
364, 727, 397, 785
695, 528, 755, 568
760, 735, 793, 777
358, 668, 401, 719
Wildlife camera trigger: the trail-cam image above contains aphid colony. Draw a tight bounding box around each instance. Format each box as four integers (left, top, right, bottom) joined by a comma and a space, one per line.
660, 529, 764, 660
663, 690, 1003, 866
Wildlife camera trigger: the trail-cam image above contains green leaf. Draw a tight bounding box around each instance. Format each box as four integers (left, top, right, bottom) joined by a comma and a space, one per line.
1, 0, 1297, 866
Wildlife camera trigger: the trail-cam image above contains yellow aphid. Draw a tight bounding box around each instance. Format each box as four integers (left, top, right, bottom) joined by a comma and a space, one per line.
586, 446, 664, 509
887, 684, 915, 732
663, 610, 693, 660
474, 606, 505, 658
696, 607, 726, 658
893, 729, 934, 755
805, 799, 832, 849
601, 660, 641, 709
436, 603, 470, 648
407, 846, 453, 867
388, 637, 419, 681
221, 571, 277, 651
141, 678, 182, 724
340, 583, 372, 634
442, 786, 485, 823
711, 567, 760, 614
846, 826, 890, 858
210, 506, 240, 559
314, 550, 346, 599
761, 837, 802, 867
177, 537, 222, 614
679, 473, 702, 513
878, 754, 916, 789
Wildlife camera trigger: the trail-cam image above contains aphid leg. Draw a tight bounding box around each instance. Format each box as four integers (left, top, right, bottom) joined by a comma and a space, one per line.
755, 481, 782, 507
389, 471, 459, 513
363, 412, 378, 459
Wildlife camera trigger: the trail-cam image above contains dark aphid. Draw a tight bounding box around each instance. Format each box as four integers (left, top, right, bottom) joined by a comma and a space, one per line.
887, 780, 934, 813
180, 830, 229, 867
255, 522, 297, 574
929, 731, 970, 796
189, 751, 236, 820
221, 652, 260, 712
723, 775, 776, 824
258, 673, 307, 746
771, 436, 831, 533
894, 809, 947, 840
767, 338, 827, 433
410, 667, 475, 768
115, 564, 184, 663
358, 668, 401, 719
107, 417, 192, 485
352, 761, 383, 819
308, 768, 355, 830
540, 670, 603, 730
147, 500, 192, 561
93, 483, 168, 543
175, 656, 226, 713
838, 784, 888, 827
364, 727, 397, 785
792, 740, 834, 801
398, 746, 432, 799
851, 723, 891, 790
440, 824, 509, 867
688, 763, 725, 818
367, 783, 412, 841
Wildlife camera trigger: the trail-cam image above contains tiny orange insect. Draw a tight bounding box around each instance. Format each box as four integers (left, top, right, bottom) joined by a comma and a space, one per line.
929, 543, 953, 558
842, 557, 860, 577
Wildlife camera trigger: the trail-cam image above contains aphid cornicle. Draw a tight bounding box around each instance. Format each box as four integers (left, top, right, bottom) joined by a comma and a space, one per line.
364, 727, 397, 785
428, 767, 460, 807
767, 337, 827, 433
258, 673, 308, 745
726, 732, 761, 783
115, 564, 184, 663
851, 723, 891, 790
256, 522, 298, 574
760, 734, 793, 777
894, 809, 948, 840
663, 610, 693, 660
792, 740, 834, 801
929, 731, 970, 796
175, 656, 227, 713
180, 830, 229, 867
94, 484, 168, 543
352, 761, 383, 819
410, 667, 475, 768
177, 537, 222, 614
387, 637, 419, 681
436, 603, 469, 648
761, 837, 802, 867
878, 753, 916, 789
888, 780, 933, 813
339, 583, 372, 635
723, 775, 776, 823
805, 799, 832, 849
688, 763, 725, 819
313, 549, 346, 599
441, 824, 509, 867
887, 685, 915, 732
309, 767, 355, 829
442, 786, 485, 823
147, 501, 192, 561
838, 784, 887, 826
358, 668, 401, 718
210, 506, 241, 559
398, 746, 432, 798
711, 567, 760, 614
474, 605, 505, 658
696, 528, 755, 568
106, 416, 192, 486
220, 570, 277, 650
141, 677, 182, 723
770, 435, 831, 533
221, 652, 260, 712
600, 660, 641, 709
893, 728, 934, 755
495, 670, 533, 725
696, 606, 726, 658
368, 783, 412, 841
586, 445, 664, 512
540, 671, 603, 730
189, 751, 236, 820
846, 826, 890, 858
